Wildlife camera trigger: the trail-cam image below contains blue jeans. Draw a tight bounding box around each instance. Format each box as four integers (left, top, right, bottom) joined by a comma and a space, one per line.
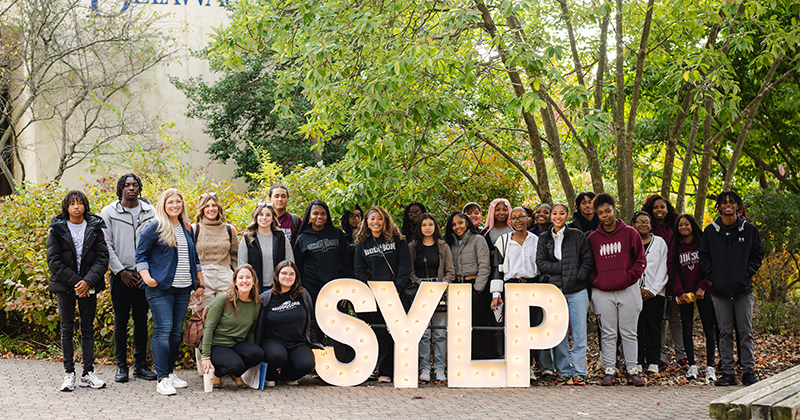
146, 285, 192, 380
419, 311, 447, 371
553, 289, 590, 377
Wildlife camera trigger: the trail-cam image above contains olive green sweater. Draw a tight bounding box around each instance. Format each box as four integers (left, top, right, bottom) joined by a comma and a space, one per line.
200, 293, 259, 357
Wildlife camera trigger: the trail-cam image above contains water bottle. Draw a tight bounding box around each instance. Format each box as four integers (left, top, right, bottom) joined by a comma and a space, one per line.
676, 292, 696, 305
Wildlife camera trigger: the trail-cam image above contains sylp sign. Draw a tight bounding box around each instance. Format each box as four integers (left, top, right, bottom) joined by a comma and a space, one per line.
313, 279, 569, 388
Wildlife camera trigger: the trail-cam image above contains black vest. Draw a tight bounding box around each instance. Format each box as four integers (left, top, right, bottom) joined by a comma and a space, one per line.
246, 230, 287, 291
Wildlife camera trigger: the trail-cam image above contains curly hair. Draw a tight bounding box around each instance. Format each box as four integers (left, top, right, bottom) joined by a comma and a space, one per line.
641, 194, 678, 225
714, 191, 744, 214
61, 190, 91, 220
591, 192, 616, 211
354, 205, 403, 244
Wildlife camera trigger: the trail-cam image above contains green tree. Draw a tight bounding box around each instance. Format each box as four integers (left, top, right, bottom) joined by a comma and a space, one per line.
171, 52, 350, 181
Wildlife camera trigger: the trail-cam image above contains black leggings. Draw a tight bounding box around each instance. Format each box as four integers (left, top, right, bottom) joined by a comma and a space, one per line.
210, 341, 264, 377
679, 297, 717, 366
638, 295, 665, 366
260, 339, 315, 381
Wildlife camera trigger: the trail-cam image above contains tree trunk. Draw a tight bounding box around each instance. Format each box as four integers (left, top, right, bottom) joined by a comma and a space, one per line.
621, 0, 656, 218
722, 57, 784, 190
475, 2, 552, 203
675, 109, 700, 213
661, 87, 695, 199
539, 99, 576, 206
613, 0, 628, 218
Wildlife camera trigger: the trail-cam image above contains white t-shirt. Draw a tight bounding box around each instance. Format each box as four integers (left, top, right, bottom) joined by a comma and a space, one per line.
67, 219, 87, 268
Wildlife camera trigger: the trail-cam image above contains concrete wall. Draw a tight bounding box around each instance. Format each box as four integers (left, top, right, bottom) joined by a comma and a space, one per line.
13, 0, 246, 190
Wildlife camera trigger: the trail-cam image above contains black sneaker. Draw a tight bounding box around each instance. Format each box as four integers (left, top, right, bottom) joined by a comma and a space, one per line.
742, 371, 758, 386
133, 365, 157, 381
115, 366, 129, 383
715, 373, 738, 386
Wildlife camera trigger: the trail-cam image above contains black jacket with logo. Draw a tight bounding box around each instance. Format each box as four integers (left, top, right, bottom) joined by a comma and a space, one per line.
699, 216, 764, 298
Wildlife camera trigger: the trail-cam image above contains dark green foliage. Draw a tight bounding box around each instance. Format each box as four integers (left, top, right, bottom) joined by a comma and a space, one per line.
171, 53, 349, 181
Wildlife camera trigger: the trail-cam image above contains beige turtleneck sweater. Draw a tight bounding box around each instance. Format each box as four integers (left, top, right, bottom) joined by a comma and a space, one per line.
194, 218, 238, 268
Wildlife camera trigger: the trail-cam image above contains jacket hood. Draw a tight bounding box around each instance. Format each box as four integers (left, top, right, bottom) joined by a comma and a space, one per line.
298, 200, 336, 235
50, 212, 106, 231
710, 216, 745, 233
113, 198, 153, 214
593, 219, 628, 237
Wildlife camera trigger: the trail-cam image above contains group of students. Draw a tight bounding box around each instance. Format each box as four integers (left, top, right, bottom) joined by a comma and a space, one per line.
47, 172, 764, 394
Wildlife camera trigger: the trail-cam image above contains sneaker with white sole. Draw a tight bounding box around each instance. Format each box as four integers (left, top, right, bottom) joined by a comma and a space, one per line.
377, 376, 391, 383
285, 380, 299, 386
168, 373, 188, 388
541, 368, 555, 376
265, 380, 276, 387
60, 372, 76, 392
686, 365, 699, 380
529, 367, 537, 380
157, 378, 177, 396
419, 368, 431, 382
647, 364, 659, 374
706, 366, 717, 383
434, 369, 446, 382
79, 372, 106, 389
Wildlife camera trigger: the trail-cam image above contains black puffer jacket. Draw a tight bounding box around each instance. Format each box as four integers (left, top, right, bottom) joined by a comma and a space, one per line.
46, 213, 109, 294
536, 226, 594, 295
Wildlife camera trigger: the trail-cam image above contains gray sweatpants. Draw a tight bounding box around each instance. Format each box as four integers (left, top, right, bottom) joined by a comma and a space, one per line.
592, 283, 643, 372
712, 293, 755, 375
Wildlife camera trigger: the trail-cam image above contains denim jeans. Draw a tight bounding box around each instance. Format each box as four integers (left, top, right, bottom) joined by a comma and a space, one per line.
57, 292, 97, 375
553, 288, 589, 377
146, 285, 192, 379
419, 311, 447, 371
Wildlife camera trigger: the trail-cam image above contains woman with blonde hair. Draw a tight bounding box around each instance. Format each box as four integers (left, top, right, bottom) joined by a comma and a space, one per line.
200, 264, 264, 388
354, 205, 412, 383
136, 188, 204, 395
238, 202, 294, 292
193, 192, 238, 307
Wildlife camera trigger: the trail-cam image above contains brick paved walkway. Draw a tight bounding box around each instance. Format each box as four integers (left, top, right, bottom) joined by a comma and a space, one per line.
1, 358, 735, 419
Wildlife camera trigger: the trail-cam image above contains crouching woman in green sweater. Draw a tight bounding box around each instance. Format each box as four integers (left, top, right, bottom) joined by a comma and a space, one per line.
201, 264, 264, 388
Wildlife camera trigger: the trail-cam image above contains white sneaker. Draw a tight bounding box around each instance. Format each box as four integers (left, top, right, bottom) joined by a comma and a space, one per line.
285, 380, 299, 386
79, 372, 106, 389
647, 364, 659, 374
419, 368, 431, 382
542, 368, 555, 376
686, 365, 699, 380
706, 366, 717, 383
157, 378, 177, 396
60, 373, 76, 392
168, 373, 188, 388
434, 369, 446, 382
264, 380, 276, 387
529, 367, 537, 380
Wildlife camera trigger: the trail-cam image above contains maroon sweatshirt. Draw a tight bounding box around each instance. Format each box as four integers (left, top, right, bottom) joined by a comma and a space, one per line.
587, 220, 647, 291
671, 237, 711, 296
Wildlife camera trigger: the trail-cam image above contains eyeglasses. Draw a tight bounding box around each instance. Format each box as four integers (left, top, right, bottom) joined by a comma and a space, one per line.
257, 202, 273, 207
349, 213, 363, 219
634, 220, 651, 225
510, 216, 528, 222
200, 192, 217, 198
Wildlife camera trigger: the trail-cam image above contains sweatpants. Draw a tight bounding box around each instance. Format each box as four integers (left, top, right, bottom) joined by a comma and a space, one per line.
679, 297, 717, 367
712, 293, 755, 375
210, 342, 264, 377
660, 299, 687, 362
592, 283, 643, 372
637, 295, 665, 366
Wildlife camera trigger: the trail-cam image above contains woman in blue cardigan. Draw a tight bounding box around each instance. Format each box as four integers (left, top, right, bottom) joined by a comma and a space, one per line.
136, 188, 205, 396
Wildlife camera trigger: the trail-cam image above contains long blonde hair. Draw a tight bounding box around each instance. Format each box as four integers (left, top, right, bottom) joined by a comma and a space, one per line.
245, 202, 281, 245
155, 188, 190, 247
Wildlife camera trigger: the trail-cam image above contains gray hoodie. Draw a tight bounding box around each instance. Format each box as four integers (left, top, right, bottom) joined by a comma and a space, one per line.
449, 230, 491, 292
100, 199, 155, 275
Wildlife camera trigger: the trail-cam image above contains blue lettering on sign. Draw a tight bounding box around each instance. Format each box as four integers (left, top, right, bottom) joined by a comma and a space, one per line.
90, 0, 228, 14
